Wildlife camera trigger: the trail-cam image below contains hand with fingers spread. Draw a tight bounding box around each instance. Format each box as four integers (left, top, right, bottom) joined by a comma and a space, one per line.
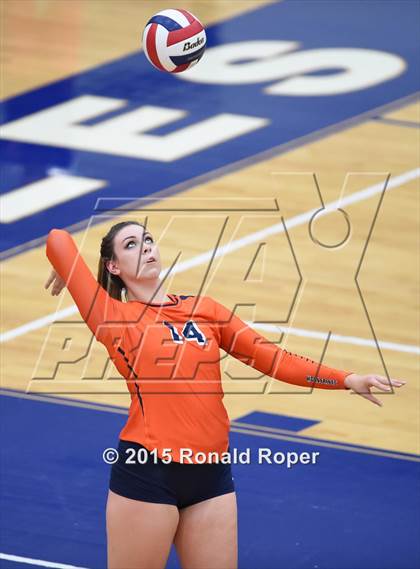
343, 373, 406, 406
44, 269, 66, 296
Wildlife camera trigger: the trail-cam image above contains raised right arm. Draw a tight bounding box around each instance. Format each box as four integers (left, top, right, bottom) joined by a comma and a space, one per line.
46, 229, 117, 342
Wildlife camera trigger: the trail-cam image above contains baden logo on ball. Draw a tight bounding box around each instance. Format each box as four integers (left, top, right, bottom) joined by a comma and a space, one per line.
142, 8, 207, 73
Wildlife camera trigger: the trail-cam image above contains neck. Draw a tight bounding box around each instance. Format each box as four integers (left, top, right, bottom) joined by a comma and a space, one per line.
125, 278, 171, 304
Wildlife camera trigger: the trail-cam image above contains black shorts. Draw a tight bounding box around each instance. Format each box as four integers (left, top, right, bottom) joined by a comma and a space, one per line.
109, 439, 235, 509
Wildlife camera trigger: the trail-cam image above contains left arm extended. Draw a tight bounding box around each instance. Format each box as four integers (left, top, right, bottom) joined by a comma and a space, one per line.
212, 298, 406, 405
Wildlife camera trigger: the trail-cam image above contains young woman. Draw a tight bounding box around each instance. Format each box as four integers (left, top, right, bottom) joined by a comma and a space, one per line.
45, 221, 405, 569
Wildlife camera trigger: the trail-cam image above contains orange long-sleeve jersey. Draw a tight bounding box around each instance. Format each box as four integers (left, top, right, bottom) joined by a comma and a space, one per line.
46, 229, 352, 463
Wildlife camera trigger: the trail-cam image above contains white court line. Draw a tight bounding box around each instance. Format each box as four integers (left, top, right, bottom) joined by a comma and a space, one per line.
1, 168, 419, 351
0, 552, 89, 569
1, 306, 78, 343
252, 323, 420, 355
1, 307, 418, 354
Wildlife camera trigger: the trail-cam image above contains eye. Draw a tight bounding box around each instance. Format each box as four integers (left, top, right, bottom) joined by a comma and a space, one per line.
145, 236, 154, 243
125, 240, 136, 249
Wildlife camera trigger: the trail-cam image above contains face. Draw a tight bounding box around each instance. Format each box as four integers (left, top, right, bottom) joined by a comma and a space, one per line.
106, 224, 162, 282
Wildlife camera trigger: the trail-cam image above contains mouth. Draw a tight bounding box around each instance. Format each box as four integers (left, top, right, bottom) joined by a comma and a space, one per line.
146, 257, 156, 264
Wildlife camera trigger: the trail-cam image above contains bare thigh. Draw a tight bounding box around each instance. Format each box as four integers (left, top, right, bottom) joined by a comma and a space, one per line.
174, 492, 238, 569
106, 489, 180, 569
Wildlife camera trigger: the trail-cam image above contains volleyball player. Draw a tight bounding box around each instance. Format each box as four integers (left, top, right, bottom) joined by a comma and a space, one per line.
45, 221, 405, 569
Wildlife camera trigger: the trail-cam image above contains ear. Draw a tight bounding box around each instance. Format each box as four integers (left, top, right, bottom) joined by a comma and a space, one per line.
106, 259, 120, 276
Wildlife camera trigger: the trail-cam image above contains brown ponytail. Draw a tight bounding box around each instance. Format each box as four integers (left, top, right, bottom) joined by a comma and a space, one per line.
97, 220, 145, 301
